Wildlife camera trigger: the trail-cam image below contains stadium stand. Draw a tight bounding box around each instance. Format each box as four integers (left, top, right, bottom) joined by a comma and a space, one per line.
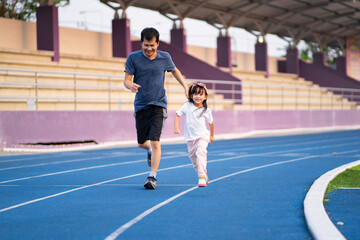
232, 69, 359, 110
1, 47, 359, 111
0, 48, 233, 111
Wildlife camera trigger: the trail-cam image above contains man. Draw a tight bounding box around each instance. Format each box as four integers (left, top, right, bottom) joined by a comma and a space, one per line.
124, 27, 188, 189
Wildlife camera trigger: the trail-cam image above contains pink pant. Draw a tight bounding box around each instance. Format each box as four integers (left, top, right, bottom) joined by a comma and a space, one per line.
187, 137, 209, 178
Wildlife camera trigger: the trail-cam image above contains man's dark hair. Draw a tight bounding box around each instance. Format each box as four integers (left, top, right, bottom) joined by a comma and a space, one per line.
141, 27, 160, 43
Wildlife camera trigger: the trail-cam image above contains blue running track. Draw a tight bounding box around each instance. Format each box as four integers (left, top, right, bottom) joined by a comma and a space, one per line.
0, 129, 359, 239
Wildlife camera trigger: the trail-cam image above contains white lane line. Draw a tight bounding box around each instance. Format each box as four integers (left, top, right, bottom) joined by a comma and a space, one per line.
0, 184, 195, 187
0, 152, 188, 172
0, 153, 275, 213
0, 163, 193, 213
1, 135, 358, 170
0, 155, 116, 171
1, 139, 359, 213
104, 155, 317, 240
0, 153, 189, 185
1, 140, 358, 185
0, 159, 144, 184
0, 154, 238, 185
0, 152, 143, 164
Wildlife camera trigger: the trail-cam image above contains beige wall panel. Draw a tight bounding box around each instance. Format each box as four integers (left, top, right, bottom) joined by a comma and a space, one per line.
0, 18, 36, 51
0, 17, 280, 73
60, 27, 112, 57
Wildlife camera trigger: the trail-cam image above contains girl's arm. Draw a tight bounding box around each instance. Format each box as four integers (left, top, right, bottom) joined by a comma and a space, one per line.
209, 122, 215, 143
174, 114, 181, 134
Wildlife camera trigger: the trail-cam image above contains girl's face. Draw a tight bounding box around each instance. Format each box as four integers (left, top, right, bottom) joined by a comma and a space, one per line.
191, 89, 207, 107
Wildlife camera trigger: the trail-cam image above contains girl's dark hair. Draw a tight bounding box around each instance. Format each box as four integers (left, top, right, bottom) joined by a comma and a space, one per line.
188, 83, 208, 117
141, 27, 160, 43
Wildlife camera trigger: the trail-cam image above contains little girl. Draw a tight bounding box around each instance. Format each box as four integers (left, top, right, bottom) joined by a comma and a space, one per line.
174, 82, 215, 187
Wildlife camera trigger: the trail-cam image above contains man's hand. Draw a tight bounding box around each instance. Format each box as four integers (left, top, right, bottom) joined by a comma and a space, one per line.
130, 83, 141, 93
184, 86, 189, 99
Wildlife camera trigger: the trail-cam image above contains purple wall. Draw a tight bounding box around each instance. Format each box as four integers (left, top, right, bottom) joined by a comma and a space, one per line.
131, 40, 242, 101
1, 110, 360, 148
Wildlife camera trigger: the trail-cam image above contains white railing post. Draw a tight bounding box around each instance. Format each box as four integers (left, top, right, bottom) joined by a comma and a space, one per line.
295, 87, 298, 110
74, 74, 77, 111
308, 88, 311, 110
108, 76, 111, 111
281, 86, 284, 110
35, 72, 38, 111
250, 83, 253, 110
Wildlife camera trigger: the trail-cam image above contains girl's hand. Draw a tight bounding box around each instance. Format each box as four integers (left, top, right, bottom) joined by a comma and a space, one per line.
174, 128, 181, 134
209, 136, 214, 143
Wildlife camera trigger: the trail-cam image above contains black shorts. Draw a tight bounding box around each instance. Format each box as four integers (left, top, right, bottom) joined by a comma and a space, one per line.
135, 105, 167, 144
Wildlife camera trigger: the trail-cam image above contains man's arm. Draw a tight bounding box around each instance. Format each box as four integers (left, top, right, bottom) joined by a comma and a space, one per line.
171, 68, 189, 98
124, 72, 141, 93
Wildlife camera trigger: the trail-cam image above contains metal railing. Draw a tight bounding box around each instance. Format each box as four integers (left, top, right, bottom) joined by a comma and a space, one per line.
1, 68, 360, 111
0, 68, 130, 110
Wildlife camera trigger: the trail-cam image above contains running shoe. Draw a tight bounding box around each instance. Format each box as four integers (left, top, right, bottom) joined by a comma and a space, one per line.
198, 177, 207, 187
144, 176, 157, 189
147, 151, 151, 167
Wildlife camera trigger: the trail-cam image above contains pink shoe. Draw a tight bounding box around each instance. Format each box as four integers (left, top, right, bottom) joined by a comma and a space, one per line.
198, 177, 207, 187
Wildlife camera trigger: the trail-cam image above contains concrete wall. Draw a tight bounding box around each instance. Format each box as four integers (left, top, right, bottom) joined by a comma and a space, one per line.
187, 44, 279, 73
0, 17, 279, 73
1, 110, 360, 148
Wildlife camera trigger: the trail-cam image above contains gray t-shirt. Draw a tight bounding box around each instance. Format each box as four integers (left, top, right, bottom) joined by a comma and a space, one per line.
125, 50, 175, 112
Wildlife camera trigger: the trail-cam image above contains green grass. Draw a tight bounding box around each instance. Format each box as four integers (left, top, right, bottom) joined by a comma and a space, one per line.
326, 164, 360, 195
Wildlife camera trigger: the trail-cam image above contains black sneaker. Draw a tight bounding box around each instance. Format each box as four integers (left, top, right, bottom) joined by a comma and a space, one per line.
144, 176, 157, 189
147, 152, 152, 167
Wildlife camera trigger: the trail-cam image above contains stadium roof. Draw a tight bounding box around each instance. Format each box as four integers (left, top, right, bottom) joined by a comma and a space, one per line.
101, 0, 360, 50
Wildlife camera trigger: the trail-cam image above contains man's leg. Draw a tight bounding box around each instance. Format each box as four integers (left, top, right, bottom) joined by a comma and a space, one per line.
138, 141, 152, 167
150, 140, 161, 173
144, 141, 160, 190
144, 106, 165, 189
138, 141, 151, 151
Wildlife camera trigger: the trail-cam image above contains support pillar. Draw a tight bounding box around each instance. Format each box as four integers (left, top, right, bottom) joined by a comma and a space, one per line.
216, 36, 232, 70
36, 6, 60, 62
336, 56, 347, 76
255, 41, 268, 76
286, 48, 299, 75
313, 52, 325, 67
171, 28, 187, 52
112, 18, 131, 58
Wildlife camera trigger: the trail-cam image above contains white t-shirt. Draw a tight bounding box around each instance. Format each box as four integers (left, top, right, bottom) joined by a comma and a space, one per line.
176, 101, 214, 141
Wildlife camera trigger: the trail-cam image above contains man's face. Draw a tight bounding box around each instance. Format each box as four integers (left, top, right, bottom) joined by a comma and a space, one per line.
142, 37, 159, 59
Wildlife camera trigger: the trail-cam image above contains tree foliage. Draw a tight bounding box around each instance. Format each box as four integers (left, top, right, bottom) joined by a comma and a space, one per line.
0, 0, 69, 21
299, 42, 340, 65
